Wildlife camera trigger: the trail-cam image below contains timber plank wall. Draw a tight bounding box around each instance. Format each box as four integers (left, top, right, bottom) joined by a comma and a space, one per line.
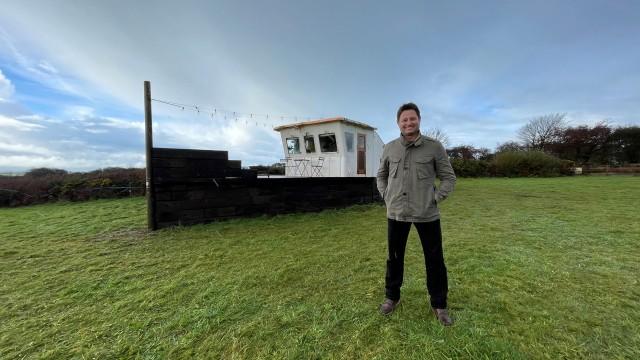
151, 148, 380, 229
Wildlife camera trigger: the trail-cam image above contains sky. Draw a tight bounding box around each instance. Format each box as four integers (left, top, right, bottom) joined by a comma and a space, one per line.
0, 0, 639, 172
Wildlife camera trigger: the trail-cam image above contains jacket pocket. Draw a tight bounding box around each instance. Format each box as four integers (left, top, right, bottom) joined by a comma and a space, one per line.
390, 157, 401, 178
415, 156, 434, 180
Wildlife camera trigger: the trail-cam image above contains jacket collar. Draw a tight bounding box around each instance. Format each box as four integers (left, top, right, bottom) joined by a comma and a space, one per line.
401, 133, 423, 147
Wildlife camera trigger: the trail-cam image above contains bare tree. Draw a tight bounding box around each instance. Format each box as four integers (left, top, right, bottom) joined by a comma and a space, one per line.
496, 141, 525, 153
447, 145, 492, 160
447, 145, 475, 160
424, 128, 450, 147
518, 113, 567, 151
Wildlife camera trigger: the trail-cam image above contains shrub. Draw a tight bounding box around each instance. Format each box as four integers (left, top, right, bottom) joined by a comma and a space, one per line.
450, 159, 491, 177
248, 163, 285, 176
494, 151, 573, 177
0, 168, 145, 207
448, 152, 572, 178
25, 168, 68, 178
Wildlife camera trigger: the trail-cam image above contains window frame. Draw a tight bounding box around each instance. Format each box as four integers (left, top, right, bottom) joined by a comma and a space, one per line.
286, 137, 301, 154
345, 131, 355, 153
319, 133, 338, 153
304, 135, 316, 154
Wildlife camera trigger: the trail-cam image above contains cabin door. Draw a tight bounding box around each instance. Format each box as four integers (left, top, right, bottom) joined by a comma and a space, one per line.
357, 134, 366, 175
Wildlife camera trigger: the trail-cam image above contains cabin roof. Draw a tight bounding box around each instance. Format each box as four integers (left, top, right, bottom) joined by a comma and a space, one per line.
273, 116, 376, 131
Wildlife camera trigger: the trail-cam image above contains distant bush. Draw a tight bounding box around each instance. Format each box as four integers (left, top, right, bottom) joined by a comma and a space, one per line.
450, 159, 492, 177
0, 168, 145, 207
248, 163, 285, 176
25, 168, 69, 177
494, 151, 574, 177
447, 151, 574, 178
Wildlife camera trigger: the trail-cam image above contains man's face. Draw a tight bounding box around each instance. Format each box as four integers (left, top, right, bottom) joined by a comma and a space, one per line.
397, 109, 421, 137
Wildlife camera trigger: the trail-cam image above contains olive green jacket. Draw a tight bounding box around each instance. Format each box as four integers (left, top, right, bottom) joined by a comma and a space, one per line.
376, 134, 456, 222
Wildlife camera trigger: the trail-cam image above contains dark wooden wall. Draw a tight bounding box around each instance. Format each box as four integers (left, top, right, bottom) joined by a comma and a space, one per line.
151, 148, 380, 229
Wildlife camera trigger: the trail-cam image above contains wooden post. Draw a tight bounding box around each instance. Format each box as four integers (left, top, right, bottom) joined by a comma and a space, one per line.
144, 81, 156, 230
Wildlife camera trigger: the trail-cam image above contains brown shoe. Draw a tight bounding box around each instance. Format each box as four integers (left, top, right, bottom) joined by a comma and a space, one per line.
433, 308, 453, 326
379, 298, 400, 315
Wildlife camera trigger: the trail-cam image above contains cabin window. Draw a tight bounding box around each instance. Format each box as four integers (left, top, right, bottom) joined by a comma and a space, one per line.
286, 137, 301, 154
319, 133, 337, 153
304, 135, 316, 153
345, 132, 354, 152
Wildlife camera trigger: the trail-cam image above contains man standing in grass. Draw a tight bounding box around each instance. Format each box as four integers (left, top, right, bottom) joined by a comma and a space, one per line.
376, 102, 456, 326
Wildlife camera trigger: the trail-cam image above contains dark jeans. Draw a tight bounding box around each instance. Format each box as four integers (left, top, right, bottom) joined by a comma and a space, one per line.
385, 218, 448, 309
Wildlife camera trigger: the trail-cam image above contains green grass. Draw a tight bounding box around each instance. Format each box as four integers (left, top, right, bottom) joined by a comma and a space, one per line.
1, 177, 639, 359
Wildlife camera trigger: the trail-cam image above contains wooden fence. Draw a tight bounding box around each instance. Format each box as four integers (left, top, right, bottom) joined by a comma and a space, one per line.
149, 147, 380, 229
581, 164, 640, 175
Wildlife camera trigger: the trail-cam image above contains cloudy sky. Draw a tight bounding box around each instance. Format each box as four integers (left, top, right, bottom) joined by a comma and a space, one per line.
1, 0, 638, 172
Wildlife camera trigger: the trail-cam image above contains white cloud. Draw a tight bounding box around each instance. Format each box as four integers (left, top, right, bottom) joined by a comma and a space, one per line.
0, 154, 94, 170
0, 69, 15, 102
152, 115, 282, 165
0, 26, 89, 99
84, 128, 109, 134
0, 149, 145, 172
64, 105, 95, 120
15, 114, 63, 124
0, 114, 45, 131
0, 140, 53, 156
0, 108, 150, 171
37, 60, 58, 74
103, 117, 144, 131
16, 114, 44, 121
52, 139, 87, 146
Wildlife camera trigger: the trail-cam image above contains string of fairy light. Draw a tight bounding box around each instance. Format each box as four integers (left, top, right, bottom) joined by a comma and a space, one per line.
151, 98, 321, 128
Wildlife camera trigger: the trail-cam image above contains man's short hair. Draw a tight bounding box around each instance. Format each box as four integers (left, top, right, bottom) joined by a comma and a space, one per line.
396, 102, 421, 122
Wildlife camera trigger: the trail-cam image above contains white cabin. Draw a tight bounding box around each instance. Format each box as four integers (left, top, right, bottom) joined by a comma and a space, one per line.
274, 117, 384, 177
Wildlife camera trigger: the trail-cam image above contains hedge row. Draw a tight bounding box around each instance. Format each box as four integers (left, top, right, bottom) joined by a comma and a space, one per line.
451, 151, 575, 177
0, 168, 145, 207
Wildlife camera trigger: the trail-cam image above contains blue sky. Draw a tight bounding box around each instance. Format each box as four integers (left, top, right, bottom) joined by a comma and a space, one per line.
1, 0, 639, 172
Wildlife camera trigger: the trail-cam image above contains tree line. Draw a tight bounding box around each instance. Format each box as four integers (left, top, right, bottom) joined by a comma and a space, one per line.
436, 114, 639, 177
515, 113, 639, 165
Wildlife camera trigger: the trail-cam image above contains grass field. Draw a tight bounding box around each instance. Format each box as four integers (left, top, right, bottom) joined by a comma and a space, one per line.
1, 177, 639, 359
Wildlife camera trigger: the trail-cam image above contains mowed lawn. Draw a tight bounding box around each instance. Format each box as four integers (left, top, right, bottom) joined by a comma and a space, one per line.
1, 177, 639, 359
